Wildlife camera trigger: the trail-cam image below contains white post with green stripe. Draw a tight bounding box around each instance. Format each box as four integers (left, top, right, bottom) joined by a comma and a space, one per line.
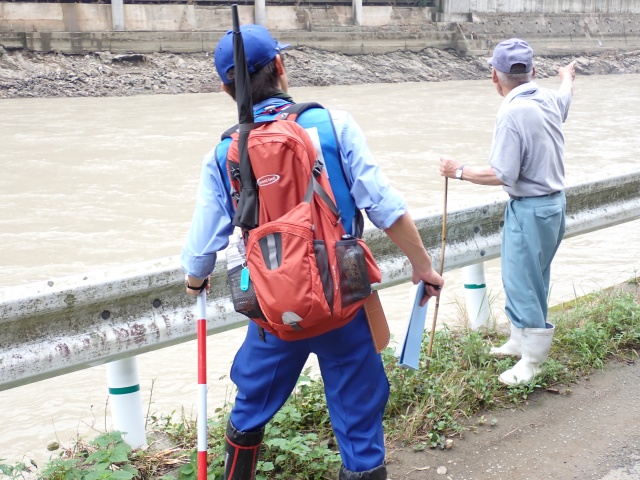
106, 358, 147, 448
462, 263, 490, 330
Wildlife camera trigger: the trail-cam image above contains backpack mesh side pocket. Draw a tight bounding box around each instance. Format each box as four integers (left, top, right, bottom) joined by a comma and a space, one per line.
227, 265, 265, 320
314, 239, 334, 313
335, 237, 372, 307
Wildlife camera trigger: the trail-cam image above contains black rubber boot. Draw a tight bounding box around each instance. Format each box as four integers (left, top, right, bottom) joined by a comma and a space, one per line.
223, 421, 264, 480
339, 464, 388, 480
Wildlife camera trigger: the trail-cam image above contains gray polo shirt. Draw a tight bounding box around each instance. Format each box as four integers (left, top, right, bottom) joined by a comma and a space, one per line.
489, 81, 572, 198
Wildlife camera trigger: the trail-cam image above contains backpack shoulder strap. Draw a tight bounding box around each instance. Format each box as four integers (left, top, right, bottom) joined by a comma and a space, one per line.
292, 104, 364, 237
215, 137, 234, 193
221, 124, 239, 141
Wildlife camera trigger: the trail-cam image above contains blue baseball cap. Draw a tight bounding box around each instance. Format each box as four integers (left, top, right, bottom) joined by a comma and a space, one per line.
487, 38, 534, 74
214, 24, 290, 85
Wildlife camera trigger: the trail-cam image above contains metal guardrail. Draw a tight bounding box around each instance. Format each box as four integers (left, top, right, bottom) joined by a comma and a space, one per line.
1, 171, 639, 392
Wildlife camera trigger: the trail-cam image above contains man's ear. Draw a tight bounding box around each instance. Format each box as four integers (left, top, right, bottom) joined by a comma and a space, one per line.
491, 68, 499, 85
222, 82, 232, 96
275, 54, 285, 76
491, 68, 506, 97
531, 66, 536, 79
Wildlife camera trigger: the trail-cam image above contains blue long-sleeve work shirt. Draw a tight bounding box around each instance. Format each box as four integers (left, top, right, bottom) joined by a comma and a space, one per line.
180, 98, 407, 279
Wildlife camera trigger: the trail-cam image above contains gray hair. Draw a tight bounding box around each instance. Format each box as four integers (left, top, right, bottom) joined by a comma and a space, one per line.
496, 70, 533, 88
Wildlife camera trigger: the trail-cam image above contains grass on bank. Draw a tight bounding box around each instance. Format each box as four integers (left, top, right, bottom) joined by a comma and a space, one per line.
2, 280, 639, 480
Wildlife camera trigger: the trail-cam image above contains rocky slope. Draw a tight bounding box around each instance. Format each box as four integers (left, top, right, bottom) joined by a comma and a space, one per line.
1, 44, 640, 99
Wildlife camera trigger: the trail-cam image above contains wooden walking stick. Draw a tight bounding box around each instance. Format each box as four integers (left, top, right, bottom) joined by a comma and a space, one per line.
427, 177, 448, 360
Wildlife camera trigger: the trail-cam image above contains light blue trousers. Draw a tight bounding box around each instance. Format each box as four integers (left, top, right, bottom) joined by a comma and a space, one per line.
501, 192, 566, 329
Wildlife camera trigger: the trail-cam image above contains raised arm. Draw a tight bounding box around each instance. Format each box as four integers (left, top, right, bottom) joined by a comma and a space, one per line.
558, 60, 577, 95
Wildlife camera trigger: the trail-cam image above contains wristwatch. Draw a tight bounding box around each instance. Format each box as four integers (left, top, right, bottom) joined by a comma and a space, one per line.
455, 165, 464, 180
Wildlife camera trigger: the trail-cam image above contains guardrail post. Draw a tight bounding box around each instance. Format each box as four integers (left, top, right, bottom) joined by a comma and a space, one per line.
462, 263, 490, 330
106, 358, 147, 448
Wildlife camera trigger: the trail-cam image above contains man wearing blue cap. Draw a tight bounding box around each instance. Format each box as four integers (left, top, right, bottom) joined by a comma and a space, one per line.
181, 24, 444, 480
440, 39, 576, 386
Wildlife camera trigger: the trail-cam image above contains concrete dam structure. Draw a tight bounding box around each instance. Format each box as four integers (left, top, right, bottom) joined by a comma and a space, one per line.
1, 0, 640, 55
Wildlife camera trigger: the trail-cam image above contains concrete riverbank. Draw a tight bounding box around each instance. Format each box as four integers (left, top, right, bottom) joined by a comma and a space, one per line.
4, 1, 640, 98
2, 2, 640, 56
2, 43, 640, 99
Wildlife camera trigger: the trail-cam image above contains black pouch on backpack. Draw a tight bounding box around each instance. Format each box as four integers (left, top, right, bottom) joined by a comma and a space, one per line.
335, 236, 372, 307
227, 264, 265, 320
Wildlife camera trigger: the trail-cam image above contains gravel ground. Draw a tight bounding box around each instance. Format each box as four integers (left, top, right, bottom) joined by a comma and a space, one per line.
2, 44, 640, 99
386, 359, 640, 480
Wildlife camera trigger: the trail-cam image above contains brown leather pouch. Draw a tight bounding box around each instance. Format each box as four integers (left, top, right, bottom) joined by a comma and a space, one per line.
363, 290, 390, 353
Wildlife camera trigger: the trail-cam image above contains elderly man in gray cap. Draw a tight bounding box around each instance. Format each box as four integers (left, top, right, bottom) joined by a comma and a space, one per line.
440, 39, 576, 386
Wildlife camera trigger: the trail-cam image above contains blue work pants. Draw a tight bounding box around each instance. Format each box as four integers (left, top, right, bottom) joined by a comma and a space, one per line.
229, 309, 390, 472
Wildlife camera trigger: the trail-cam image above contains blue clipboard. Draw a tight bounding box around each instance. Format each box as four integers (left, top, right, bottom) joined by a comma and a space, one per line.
394, 281, 429, 370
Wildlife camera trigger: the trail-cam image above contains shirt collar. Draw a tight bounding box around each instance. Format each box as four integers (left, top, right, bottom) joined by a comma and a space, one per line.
504, 81, 539, 104
496, 81, 538, 119
253, 97, 294, 117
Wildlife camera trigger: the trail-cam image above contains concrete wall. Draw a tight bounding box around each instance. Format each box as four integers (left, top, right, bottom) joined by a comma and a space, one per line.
0, 3, 457, 53
0, 3, 440, 33
458, 12, 640, 55
0, 2, 113, 32
446, 0, 640, 14
2, 2, 640, 54
3, 1, 640, 36
0, 28, 459, 54
0, 3, 253, 32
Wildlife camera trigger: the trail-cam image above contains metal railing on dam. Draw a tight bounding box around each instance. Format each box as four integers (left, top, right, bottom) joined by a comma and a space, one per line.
1, 171, 639, 393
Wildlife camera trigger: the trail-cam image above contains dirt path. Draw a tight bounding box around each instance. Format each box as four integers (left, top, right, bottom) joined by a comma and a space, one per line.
386, 284, 640, 480
386, 358, 640, 480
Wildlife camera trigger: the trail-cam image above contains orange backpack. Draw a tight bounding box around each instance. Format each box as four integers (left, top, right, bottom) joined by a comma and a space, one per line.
224, 103, 381, 341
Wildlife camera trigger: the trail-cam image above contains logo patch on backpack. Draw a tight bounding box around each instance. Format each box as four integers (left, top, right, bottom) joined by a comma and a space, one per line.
257, 174, 280, 187
225, 103, 381, 341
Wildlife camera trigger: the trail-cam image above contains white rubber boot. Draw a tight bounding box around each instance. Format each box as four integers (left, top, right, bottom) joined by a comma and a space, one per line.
489, 323, 523, 357
499, 323, 555, 386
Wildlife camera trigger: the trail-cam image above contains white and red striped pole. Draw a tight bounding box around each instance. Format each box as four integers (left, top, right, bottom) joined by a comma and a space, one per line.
196, 289, 208, 480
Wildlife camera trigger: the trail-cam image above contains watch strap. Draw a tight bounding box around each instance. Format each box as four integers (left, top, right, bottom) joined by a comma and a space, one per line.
186, 277, 209, 293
